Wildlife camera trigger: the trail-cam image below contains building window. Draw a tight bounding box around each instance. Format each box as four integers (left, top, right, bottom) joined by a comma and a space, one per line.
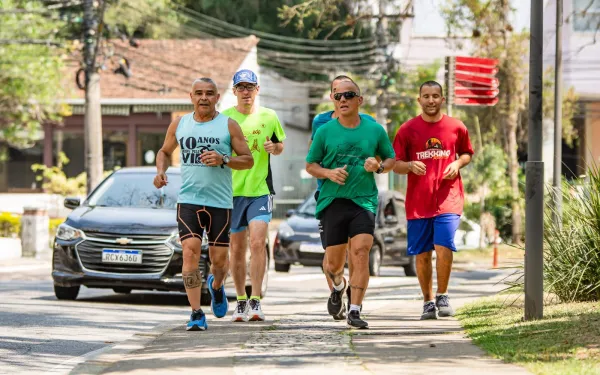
573, 0, 600, 32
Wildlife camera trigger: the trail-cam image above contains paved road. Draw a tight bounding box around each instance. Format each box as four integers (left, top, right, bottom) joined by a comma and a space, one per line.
0, 258, 504, 375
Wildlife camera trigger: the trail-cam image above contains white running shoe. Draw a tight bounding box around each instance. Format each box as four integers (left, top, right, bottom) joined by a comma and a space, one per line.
248, 299, 265, 321
231, 300, 250, 322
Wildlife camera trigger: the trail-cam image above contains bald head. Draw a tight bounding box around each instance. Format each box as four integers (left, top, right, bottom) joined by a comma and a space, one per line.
191, 77, 218, 92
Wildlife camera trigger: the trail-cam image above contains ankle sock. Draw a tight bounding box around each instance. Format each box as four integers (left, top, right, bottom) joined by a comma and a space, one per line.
237, 295, 247, 301
333, 279, 346, 292
349, 304, 360, 312
250, 295, 261, 301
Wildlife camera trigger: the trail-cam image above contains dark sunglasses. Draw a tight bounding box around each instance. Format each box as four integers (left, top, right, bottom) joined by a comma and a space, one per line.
333, 91, 359, 101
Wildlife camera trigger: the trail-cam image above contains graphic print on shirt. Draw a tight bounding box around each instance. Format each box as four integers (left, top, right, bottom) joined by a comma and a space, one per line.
417, 137, 451, 161
333, 142, 365, 168
179, 135, 222, 166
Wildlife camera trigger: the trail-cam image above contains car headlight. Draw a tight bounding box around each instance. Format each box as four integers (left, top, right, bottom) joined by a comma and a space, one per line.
278, 222, 295, 238
56, 223, 85, 241
167, 231, 182, 250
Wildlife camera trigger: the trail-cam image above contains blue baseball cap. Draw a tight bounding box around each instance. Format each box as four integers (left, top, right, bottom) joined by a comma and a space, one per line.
233, 69, 258, 86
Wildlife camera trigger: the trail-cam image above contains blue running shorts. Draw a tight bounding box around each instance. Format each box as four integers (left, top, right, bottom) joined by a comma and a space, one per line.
231, 195, 273, 233
407, 214, 461, 256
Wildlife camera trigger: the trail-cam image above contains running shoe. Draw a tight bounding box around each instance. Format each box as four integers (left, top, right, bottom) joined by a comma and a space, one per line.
248, 298, 265, 321
186, 309, 207, 331
207, 274, 228, 318
420, 301, 438, 320
328, 278, 347, 316
347, 310, 369, 329
232, 299, 249, 322
436, 295, 455, 317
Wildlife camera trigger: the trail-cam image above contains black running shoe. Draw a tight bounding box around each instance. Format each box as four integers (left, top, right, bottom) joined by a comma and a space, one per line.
436, 295, 455, 317
347, 309, 368, 329
333, 303, 346, 321
420, 301, 438, 320
345, 286, 362, 312
327, 278, 347, 316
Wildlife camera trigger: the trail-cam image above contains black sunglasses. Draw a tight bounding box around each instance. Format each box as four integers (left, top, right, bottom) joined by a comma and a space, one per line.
333, 91, 359, 101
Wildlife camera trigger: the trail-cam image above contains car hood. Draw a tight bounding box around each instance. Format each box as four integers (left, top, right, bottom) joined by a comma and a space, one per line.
287, 214, 319, 233
66, 206, 177, 235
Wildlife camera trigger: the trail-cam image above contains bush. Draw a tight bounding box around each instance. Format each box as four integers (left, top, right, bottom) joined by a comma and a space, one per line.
0, 212, 64, 239
0, 212, 21, 237
544, 164, 600, 302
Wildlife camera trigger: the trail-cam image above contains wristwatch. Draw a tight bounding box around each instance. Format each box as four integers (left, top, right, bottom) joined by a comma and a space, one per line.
221, 154, 230, 166
376, 163, 385, 174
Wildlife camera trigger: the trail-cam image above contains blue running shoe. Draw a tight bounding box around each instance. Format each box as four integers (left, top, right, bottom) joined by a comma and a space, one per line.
207, 274, 229, 318
186, 309, 207, 331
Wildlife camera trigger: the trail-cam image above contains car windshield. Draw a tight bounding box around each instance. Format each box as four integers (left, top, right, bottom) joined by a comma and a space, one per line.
296, 194, 317, 216
86, 172, 181, 209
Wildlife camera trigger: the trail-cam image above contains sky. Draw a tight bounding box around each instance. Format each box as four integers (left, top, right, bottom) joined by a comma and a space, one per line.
412, 0, 532, 36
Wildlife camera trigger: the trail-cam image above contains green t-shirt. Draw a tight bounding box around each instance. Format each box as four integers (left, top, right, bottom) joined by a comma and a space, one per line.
222, 106, 286, 197
306, 118, 395, 219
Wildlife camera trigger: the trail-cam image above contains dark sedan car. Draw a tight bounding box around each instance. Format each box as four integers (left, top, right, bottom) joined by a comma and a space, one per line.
273, 190, 416, 277
52, 167, 268, 304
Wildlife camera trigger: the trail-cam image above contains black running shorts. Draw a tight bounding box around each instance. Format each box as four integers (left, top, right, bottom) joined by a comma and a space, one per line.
177, 203, 231, 246
319, 198, 375, 248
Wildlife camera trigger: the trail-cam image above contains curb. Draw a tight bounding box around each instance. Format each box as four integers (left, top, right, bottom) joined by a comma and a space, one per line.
69, 321, 181, 375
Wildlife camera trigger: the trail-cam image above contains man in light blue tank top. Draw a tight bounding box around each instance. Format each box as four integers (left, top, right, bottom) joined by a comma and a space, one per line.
154, 78, 253, 331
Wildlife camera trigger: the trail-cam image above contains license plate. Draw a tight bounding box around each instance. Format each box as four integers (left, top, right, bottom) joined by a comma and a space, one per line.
299, 242, 324, 253
102, 249, 142, 264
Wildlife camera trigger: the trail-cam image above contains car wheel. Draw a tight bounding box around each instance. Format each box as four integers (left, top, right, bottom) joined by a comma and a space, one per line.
200, 292, 212, 306
403, 255, 417, 277
274, 262, 290, 273
112, 287, 132, 294
369, 244, 382, 277
54, 284, 80, 300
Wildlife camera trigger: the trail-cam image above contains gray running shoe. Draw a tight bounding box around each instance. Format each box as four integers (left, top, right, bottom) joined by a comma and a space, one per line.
420, 301, 438, 320
436, 295, 455, 317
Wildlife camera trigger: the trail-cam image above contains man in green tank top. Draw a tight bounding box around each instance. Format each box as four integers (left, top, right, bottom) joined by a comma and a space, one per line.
222, 69, 286, 322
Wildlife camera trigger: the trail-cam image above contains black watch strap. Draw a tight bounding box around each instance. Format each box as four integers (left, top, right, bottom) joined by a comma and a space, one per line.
376, 164, 385, 174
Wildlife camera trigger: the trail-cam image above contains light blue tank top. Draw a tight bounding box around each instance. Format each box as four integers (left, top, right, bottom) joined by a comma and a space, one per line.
175, 112, 232, 209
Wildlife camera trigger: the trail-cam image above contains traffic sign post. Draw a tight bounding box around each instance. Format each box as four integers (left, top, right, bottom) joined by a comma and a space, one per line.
445, 55, 500, 112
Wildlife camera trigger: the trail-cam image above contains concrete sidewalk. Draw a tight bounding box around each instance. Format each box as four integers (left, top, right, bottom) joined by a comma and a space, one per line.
71, 267, 529, 375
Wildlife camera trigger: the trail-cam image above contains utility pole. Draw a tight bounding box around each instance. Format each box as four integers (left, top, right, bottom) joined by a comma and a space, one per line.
553, 0, 563, 226
525, 0, 544, 321
375, 0, 390, 191
83, 0, 105, 194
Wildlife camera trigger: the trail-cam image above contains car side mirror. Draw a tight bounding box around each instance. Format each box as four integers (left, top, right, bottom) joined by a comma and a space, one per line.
286, 209, 296, 218
384, 215, 398, 225
64, 197, 81, 209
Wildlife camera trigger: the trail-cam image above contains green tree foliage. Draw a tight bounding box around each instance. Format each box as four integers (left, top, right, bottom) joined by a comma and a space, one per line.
104, 0, 184, 38
0, 0, 70, 150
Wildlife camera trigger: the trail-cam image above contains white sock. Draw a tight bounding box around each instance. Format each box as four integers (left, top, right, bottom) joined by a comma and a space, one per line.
425, 300, 435, 305
333, 279, 346, 292
437, 293, 448, 297
349, 304, 360, 312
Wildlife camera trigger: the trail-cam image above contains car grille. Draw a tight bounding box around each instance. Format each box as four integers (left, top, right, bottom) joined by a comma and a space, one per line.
76, 233, 173, 274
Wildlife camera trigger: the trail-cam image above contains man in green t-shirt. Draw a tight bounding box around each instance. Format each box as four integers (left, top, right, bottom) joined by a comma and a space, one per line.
306, 80, 395, 329
222, 69, 286, 323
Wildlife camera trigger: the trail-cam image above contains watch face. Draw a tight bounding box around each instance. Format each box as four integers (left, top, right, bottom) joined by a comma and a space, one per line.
223, 155, 230, 164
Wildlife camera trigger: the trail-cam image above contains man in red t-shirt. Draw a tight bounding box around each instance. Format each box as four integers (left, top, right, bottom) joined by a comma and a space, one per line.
393, 81, 474, 320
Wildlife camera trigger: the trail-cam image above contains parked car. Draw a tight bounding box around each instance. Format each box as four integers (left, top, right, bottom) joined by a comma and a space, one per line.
51, 167, 269, 304
273, 190, 416, 277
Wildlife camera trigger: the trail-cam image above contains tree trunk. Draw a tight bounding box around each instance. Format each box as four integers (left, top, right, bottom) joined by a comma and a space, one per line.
507, 110, 522, 244
84, 71, 104, 193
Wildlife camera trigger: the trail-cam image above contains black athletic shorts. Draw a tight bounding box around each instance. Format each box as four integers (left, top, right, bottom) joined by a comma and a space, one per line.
177, 203, 231, 246
319, 198, 375, 248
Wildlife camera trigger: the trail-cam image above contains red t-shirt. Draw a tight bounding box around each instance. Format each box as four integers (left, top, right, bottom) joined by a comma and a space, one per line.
393, 114, 474, 220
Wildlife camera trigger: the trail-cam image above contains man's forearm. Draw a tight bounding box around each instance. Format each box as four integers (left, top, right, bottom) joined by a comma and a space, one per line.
457, 153, 472, 168
381, 158, 395, 173
306, 163, 330, 179
272, 143, 284, 155
156, 150, 171, 173
228, 155, 254, 170
393, 160, 410, 175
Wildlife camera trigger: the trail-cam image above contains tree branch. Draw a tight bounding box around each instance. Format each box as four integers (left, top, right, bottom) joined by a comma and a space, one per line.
0, 39, 63, 46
